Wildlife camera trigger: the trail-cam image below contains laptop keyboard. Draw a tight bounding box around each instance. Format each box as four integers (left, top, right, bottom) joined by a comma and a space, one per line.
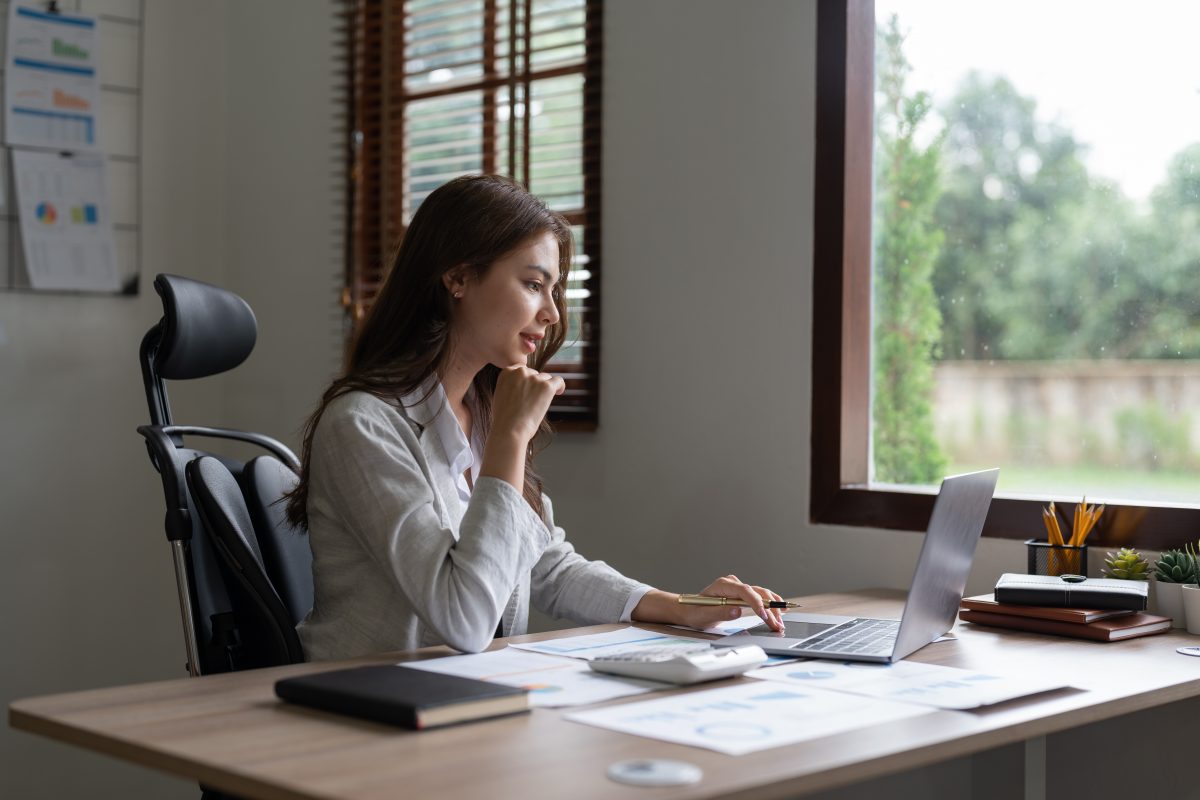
792, 618, 899, 656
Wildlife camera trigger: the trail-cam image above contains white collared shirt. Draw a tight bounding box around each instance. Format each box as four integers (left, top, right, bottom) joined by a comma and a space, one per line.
399, 376, 649, 622
398, 378, 481, 504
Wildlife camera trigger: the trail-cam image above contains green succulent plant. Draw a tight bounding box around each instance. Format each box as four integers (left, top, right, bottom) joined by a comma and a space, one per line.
1154, 549, 1196, 584
1103, 547, 1149, 581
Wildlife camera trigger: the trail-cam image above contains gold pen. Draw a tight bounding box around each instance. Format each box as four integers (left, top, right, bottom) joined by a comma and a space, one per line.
677, 594, 802, 609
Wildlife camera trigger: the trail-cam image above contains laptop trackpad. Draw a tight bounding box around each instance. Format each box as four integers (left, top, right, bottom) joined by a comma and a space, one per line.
746, 620, 839, 640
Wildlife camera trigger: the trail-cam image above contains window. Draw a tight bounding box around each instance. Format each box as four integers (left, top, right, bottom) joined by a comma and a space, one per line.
812, 0, 1200, 548
343, 0, 602, 427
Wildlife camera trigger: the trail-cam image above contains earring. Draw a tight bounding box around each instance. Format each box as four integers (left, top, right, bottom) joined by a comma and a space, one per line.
453, 291, 463, 299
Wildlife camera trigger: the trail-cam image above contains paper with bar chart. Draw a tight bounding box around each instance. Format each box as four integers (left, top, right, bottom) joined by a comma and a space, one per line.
5, 4, 102, 152
12, 149, 118, 292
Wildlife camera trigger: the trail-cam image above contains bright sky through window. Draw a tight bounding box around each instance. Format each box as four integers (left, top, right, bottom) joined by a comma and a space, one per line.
876, 0, 1200, 202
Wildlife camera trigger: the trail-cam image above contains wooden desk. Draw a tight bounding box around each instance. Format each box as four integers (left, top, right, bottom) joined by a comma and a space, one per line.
10, 590, 1200, 799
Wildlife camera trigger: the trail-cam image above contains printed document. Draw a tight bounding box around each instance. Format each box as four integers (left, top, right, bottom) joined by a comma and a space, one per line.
5, 4, 102, 152
746, 659, 1069, 709
12, 150, 118, 292
509, 627, 710, 661
401, 648, 665, 708
566, 681, 933, 756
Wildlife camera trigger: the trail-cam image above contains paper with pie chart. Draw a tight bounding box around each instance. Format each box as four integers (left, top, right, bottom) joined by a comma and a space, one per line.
745, 659, 1069, 710
11, 149, 118, 292
566, 681, 933, 755
5, 3, 102, 152
400, 647, 663, 708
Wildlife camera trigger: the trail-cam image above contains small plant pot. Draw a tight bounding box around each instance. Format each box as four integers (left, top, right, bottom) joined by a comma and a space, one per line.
1156, 580, 1187, 628
1182, 585, 1200, 635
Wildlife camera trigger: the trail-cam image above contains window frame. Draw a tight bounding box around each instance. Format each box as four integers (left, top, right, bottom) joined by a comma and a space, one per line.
810, 0, 1200, 549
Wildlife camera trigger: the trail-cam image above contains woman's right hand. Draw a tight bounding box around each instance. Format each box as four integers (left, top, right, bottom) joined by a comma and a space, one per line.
480, 365, 565, 490
491, 364, 566, 443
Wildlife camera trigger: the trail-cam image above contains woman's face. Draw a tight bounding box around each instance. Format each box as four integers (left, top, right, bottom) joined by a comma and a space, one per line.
449, 231, 562, 369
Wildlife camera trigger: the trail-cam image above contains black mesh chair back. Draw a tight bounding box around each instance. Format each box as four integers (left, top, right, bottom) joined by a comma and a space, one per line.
138, 273, 309, 676
187, 457, 304, 668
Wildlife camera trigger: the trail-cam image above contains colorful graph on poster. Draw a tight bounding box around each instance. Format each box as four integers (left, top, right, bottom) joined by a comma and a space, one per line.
70, 204, 97, 224
35, 201, 56, 224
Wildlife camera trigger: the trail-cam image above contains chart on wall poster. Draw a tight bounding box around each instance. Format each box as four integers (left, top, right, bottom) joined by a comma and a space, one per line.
11, 149, 118, 292
4, 3, 102, 152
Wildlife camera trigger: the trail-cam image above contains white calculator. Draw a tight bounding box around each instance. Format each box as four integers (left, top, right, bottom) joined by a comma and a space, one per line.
587, 644, 768, 685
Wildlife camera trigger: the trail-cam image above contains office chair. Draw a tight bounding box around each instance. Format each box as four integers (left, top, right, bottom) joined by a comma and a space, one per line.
138, 273, 312, 677
186, 456, 305, 666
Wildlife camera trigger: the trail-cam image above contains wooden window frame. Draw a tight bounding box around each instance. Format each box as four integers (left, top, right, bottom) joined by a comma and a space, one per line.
810, 0, 1198, 549
343, 0, 603, 430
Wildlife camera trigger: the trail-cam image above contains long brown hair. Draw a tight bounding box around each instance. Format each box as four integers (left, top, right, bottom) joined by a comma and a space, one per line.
285, 175, 572, 528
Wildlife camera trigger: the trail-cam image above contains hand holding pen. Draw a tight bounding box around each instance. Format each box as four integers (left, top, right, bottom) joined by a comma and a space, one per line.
673, 575, 790, 632
678, 595, 802, 609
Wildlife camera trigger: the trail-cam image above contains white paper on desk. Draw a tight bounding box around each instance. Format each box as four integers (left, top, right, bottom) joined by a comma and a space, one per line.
667, 613, 766, 636
745, 659, 1068, 710
510, 627, 710, 661
5, 4, 103, 152
566, 681, 933, 756
401, 648, 663, 708
11, 149, 119, 292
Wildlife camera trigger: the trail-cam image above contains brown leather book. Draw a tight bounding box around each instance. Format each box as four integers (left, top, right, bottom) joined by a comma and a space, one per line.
961, 594, 1134, 624
960, 609, 1171, 642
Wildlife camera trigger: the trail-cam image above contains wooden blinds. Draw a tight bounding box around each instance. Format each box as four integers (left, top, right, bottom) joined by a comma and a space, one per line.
344, 0, 603, 427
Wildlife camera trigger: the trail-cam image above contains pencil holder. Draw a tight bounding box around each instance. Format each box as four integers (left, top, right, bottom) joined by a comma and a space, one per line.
1025, 539, 1088, 577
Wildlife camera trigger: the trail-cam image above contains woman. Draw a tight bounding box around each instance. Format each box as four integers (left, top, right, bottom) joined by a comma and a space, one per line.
286, 175, 785, 660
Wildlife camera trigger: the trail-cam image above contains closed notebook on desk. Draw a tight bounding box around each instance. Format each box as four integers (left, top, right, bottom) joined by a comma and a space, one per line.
961, 594, 1134, 624
960, 609, 1170, 642
993, 573, 1148, 611
275, 665, 529, 730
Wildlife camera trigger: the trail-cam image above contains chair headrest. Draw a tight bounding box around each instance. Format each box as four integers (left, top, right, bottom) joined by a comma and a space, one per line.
153, 274, 257, 380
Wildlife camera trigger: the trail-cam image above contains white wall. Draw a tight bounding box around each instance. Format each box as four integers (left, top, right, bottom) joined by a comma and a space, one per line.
222, 2, 342, 438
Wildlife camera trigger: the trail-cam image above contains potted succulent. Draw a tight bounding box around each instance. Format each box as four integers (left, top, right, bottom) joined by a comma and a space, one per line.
1104, 547, 1149, 581
1152, 548, 1195, 628
1180, 543, 1200, 635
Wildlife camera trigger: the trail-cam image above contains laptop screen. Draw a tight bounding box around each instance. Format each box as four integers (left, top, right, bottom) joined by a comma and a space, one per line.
891, 469, 999, 660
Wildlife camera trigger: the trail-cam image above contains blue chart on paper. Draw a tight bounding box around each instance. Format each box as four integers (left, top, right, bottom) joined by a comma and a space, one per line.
786, 670, 837, 680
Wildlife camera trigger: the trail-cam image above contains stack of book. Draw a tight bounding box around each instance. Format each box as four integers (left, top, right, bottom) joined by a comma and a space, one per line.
959, 594, 1170, 641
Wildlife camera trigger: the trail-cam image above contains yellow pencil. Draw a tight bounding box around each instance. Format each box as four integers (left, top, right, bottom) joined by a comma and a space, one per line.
1052, 503, 1065, 545
1080, 496, 1089, 546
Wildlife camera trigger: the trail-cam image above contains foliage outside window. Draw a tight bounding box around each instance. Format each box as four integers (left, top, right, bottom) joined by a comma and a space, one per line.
811, 0, 1200, 548
872, 2, 1200, 504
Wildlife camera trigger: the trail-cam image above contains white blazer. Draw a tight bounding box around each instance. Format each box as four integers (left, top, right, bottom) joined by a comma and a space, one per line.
297, 389, 648, 661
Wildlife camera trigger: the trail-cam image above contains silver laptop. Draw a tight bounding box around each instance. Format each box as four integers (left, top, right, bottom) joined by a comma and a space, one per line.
717, 469, 999, 663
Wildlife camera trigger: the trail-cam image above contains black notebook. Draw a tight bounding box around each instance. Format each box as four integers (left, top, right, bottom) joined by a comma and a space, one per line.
993, 573, 1148, 611
275, 665, 530, 730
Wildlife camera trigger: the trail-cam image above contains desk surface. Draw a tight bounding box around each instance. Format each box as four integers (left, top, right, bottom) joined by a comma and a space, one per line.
11, 590, 1200, 800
